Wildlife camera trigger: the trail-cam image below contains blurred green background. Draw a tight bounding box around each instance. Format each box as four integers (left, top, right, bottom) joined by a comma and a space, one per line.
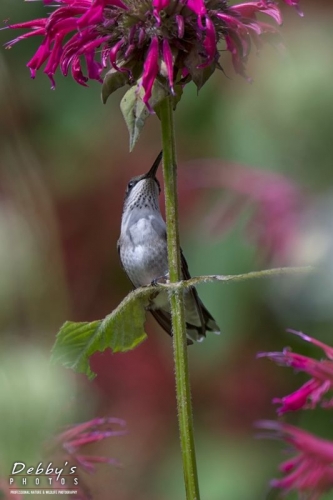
1, 1, 333, 499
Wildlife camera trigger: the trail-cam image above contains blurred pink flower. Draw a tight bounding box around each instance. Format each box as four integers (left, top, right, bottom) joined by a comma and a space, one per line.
258, 330, 333, 415
283, 0, 303, 16
257, 420, 333, 500
184, 160, 304, 264
0, 418, 126, 500
50, 416, 127, 473
5, 0, 301, 108
48, 417, 127, 500
0, 480, 23, 500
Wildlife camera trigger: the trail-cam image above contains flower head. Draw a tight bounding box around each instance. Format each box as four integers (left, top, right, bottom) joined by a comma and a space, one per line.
257, 421, 333, 500
5, 0, 301, 109
258, 330, 333, 415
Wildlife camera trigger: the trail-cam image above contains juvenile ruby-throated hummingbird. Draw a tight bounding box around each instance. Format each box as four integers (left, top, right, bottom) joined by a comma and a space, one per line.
117, 152, 220, 344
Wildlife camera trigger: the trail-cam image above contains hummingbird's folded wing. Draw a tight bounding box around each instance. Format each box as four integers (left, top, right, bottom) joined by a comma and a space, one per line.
180, 249, 206, 339
149, 308, 194, 346
150, 249, 207, 344
150, 249, 220, 343
181, 249, 220, 336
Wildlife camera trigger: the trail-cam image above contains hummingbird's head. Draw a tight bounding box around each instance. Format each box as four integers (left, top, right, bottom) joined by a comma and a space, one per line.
123, 151, 162, 213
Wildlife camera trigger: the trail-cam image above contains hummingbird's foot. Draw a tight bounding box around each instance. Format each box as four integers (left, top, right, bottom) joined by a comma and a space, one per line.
151, 273, 169, 286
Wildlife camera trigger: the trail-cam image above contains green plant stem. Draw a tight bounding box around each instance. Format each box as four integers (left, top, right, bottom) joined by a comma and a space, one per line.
98, 265, 314, 313
159, 96, 201, 500
159, 266, 315, 289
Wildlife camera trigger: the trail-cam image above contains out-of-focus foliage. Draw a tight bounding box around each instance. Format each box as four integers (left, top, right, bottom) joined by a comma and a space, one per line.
1, 1, 333, 499
0, 347, 76, 469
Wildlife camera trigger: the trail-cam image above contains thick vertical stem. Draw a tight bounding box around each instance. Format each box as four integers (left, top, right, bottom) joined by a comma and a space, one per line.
159, 96, 201, 500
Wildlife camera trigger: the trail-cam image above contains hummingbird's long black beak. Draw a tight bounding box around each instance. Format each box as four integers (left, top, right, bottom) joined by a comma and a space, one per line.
145, 151, 162, 179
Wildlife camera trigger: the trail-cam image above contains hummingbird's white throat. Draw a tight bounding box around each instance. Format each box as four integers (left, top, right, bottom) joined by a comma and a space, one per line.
121, 178, 160, 232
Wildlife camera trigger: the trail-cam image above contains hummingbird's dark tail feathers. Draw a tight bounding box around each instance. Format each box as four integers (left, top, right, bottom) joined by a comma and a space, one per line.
149, 294, 220, 345
180, 249, 221, 341
200, 299, 220, 335
149, 309, 194, 345
147, 250, 220, 344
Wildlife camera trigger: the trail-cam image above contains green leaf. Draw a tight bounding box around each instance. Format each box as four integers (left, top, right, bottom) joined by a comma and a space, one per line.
184, 45, 216, 91
172, 84, 183, 111
102, 69, 129, 104
51, 292, 149, 379
150, 78, 169, 109
120, 80, 169, 151
193, 63, 216, 91
120, 85, 150, 152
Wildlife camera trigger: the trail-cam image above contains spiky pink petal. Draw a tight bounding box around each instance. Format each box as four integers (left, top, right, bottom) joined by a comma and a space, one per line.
153, 0, 170, 11
27, 37, 51, 78
55, 417, 126, 444
203, 16, 216, 64
44, 34, 63, 88
152, 0, 169, 23
186, 0, 206, 17
287, 329, 333, 360
282, 0, 303, 16
109, 38, 128, 74
141, 36, 159, 112
8, 19, 47, 30
229, 2, 283, 25
71, 55, 88, 85
162, 39, 174, 94
5, 28, 46, 49
176, 15, 185, 39
272, 379, 331, 415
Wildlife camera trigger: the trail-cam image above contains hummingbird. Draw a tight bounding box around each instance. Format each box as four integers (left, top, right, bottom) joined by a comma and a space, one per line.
117, 152, 220, 344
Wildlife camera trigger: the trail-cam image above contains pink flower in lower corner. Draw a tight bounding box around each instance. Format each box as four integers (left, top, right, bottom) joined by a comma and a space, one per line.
47, 417, 127, 499
258, 330, 333, 415
50, 416, 127, 472
0, 479, 23, 500
256, 421, 333, 500
4, 0, 302, 109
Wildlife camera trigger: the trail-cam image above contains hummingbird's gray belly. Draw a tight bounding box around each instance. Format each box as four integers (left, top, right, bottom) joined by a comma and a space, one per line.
120, 217, 169, 288
121, 243, 168, 287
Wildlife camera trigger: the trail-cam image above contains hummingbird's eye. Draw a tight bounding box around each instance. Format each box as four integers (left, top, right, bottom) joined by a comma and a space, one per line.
127, 180, 136, 191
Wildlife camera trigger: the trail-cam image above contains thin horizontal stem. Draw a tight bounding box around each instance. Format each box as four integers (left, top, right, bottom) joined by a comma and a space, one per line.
117, 266, 315, 309
158, 265, 315, 290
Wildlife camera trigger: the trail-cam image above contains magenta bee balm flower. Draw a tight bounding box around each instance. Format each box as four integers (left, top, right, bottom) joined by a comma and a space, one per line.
50, 417, 127, 472
258, 330, 333, 415
48, 417, 127, 500
257, 421, 333, 500
5, 0, 301, 110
